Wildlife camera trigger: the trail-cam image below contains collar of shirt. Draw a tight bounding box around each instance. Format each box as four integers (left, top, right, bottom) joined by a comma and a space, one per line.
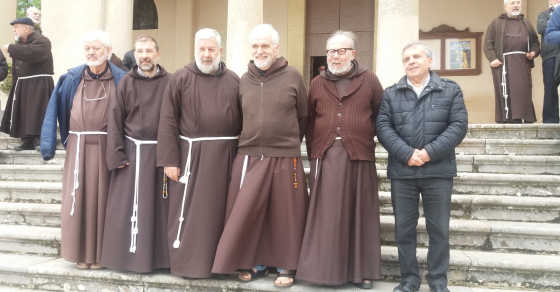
137, 65, 160, 78
407, 74, 431, 98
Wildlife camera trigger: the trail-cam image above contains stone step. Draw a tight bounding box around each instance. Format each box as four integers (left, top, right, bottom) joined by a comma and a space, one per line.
377, 171, 560, 198
0, 249, 556, 290
2, 215, 557, 259
379, 216, 560, 254
0, 165, 63, 182
465, 124, 560, 139
0, 150, 65, 165
0, 136, 63, 151
0, 225, 60, 256
0, 286, 50, 292
378, 192, 560, 223
0, 202, 60, 227
0, 181, 62, 204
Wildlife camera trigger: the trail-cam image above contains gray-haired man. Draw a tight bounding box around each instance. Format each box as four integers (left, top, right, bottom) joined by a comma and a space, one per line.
376, 43, 468, 292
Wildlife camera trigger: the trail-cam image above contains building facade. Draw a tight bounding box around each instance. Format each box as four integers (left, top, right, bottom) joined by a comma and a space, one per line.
1, 0, 552, 123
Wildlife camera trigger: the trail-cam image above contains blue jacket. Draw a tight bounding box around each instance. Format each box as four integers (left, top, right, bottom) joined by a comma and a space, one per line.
545, 8, 560, 44
40, 62, 125, 160
376, 72, 468, 179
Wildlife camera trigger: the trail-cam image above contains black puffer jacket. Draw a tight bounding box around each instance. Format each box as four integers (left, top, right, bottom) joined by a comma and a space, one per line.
376, 71, 468, 179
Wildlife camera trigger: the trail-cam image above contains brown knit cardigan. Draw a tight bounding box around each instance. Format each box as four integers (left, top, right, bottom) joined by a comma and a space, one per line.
306, 66, 383, 162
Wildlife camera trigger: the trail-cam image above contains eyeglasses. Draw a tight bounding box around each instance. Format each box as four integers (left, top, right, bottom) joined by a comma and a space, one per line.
326, 48, 353, 56
83, 79, 108, 102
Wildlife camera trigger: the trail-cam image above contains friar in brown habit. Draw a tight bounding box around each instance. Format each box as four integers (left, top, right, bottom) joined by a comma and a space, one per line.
40, 30, 125, 270
211, 24, 308, 289
157, 28, 241, 279
297, 31, 382, 289
484, 0, 540, 123
101, 35, 171, 273
1, 17, 53, 150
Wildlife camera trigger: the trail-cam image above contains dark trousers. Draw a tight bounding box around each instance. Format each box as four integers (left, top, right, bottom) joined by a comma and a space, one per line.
21, 135, 39, 146
390, 177, 453, 288
542, 57, 560, 123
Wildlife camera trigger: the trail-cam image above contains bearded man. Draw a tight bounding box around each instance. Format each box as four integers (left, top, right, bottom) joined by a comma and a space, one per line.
41, 30, 125, 269
26, 7, 42, 34
100, 35, 171, 273
484, 0, 540, 123
1, 17, 53, 150
296, 31, 383, 290
212, 24, 308, 288
157, 28, 241, 279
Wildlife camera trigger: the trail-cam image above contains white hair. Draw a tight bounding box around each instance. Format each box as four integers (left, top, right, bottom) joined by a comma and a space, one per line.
27, 6, 40, 14
326, 30, 356, 49
195, 28, 221, 48
402, 42, 434, 59
503, 0, 520, 5
81, 30, 111, 48
249, 24, 280, 45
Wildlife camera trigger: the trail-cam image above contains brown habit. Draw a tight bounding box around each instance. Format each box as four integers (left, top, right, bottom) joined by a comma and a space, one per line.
157, 62, 241, 278
0, 32, 54, 138
212, 59, 309, 274
61, 69, 115, 264
101, 66, 171, 272
297, 64, 382, 285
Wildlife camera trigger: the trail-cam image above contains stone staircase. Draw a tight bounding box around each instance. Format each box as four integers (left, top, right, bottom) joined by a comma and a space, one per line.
0, 124, 558, 291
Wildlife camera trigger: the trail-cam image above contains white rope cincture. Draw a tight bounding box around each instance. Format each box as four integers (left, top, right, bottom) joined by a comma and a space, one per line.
10, 74, 52, 130
240, 155, 249, 188
68, 131, 107, 216
315, 158, 319, 180
172, 135, 238, 249
501, 51, 526, 120
125, 136, 157, 253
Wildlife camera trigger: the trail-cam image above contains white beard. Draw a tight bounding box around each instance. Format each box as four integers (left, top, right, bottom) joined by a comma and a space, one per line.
86, 53, 108, 67
15, 35, 20, 42
254, 57, 271, 69
328, 61, 352, 76
195, 54, 221, 74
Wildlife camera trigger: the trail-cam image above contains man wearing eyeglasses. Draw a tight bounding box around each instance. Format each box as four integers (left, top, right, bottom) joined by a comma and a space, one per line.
483, 0, 540, 123
296, 31, 383, 290
40, 30, 125, 270
100, 35, 171, 273
1, 17, 53, 151
377, 42, 468, 292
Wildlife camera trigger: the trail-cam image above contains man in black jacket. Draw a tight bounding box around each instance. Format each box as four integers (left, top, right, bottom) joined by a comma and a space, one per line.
0, 51, 7, 82
376, 42, 468, 292
539, 0, 560, 122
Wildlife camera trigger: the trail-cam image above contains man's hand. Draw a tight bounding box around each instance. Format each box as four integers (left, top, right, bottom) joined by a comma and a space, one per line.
118, 163, 130, 169
490, 59, 502, 67
417, 149, 431, 162
2, 44, 9, 53
164, 166, 181, 182
407, 149, 425, 167
526, 51, 536, 60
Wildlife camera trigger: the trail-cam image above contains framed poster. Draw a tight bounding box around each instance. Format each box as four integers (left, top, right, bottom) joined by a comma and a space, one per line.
419, 25, 483, 76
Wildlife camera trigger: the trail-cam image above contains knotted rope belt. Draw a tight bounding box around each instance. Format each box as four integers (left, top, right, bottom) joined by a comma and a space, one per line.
172, 135, 238, 249
125, 136, 158, 253
67, 131, 107, 216
501, 51, 527, 120
10, 74, 53, 130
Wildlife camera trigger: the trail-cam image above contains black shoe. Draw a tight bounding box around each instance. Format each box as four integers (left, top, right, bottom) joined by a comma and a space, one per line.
430, 284, 450, 292
354, 280, 373, 289
14, 143, 34, 151
393, 281, 419, 292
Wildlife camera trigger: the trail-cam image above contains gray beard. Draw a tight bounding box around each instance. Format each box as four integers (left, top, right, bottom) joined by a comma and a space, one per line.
328, 61, 352, 76
86, 54, 108, 67
15, 35, 20, 42
196, 59, 220, 74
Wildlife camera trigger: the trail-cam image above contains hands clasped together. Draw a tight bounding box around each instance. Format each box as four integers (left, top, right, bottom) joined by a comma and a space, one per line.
407, 149, 430, 167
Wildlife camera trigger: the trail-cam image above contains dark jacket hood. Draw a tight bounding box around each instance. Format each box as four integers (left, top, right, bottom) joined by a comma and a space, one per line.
320, 60, 367, 81
248, 56, 288, 79
127, 64, 168, 80
499, 13, 525, 20
185, 61, 228, 77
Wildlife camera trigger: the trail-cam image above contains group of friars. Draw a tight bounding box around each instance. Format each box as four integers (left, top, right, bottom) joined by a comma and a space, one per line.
2, 14, 469, 292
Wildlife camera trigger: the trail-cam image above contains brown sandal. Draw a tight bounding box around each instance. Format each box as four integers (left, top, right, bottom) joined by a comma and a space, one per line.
76, 263, 90, 270
90, 263, 104, 270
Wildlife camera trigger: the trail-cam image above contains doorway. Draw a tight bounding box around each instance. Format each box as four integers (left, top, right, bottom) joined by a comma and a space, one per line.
311, 56, 327, 81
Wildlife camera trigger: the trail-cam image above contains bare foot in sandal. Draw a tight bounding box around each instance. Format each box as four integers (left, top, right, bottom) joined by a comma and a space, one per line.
274, 270, 295, 287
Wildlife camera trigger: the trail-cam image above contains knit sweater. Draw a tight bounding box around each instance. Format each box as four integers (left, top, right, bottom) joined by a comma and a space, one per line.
306, 63, 383, 162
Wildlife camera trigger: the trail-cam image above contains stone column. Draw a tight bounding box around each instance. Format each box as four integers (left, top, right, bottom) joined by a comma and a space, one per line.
375, 0, 418, 88
0, 0, 17, 63
104, 0, 133, 58
227, 0, 263, 77
287, 0, 306, 74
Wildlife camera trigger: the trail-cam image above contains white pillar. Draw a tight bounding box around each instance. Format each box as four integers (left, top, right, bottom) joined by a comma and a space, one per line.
375, 0, 419, 88
104, 0, 133, 58
227, 0, 263, 77
0, 0, 17, 63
